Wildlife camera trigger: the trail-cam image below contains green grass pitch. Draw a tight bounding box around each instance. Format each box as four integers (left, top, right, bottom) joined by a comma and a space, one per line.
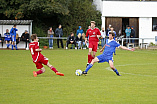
0, 49, 157, 104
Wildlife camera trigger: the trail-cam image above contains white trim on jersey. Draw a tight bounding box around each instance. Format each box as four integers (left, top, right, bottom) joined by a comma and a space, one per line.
34, 52, 39, 62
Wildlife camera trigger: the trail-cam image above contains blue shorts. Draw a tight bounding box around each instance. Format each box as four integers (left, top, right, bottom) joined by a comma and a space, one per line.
5, 39, 11, 42
97, 54, 113, 63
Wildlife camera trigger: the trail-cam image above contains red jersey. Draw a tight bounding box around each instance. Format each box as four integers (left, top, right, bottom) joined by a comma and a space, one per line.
86, 28, 101, 42
29, 42, 43, 62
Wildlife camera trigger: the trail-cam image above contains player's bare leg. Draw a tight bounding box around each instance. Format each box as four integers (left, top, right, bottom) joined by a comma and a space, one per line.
83, 57, 99, 75
109, 60, 121, 76
33, 67, 45, 77
87, 48, 93, 67
47, 62, 64, 76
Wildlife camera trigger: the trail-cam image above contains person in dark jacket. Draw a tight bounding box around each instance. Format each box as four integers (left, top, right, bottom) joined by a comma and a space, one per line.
130, 26, 135, 43
55, 24, 64, 48
66, 32, 77, 50
21, 30, 30, 49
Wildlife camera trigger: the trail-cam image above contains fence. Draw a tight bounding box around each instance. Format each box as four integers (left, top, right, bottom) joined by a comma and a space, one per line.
121, 38, 155, 49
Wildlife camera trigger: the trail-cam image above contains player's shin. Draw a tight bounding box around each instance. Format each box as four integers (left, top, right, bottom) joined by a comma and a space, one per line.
113, 69, 121, 76
85, 64, 93, 73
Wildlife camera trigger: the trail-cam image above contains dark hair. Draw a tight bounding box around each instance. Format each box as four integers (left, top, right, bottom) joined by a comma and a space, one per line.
31, 34, 37, 41
49, 27, 52, 29
109, 32, 115, 37
71, 32, 74, 35
13, 25, 16, 27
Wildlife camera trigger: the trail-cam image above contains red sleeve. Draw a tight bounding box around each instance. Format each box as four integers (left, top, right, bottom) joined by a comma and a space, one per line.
97, 28, 101, 36
86, 29, 89, 37
34, 42, 39, 50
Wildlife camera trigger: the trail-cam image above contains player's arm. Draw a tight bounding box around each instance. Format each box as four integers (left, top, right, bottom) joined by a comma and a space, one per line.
35, 49, 42, 52
119, 46, 135, 51
85, 31, 89, 43
97, 29, 101, 39
100, 45, 106, 53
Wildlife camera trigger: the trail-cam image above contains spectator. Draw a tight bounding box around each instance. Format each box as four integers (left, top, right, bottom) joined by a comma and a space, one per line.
0, 33, 2, 43
21, 30, 30, 49
108, 27, 117, 40
130, 26, 135, 43
16, 33, 20, 46
76, 26, 84, 36
55, 24, 64, 48
125, 26, 131, 44
76, 33, 82, 49
4, 29, 11, 48
10, 25, 18, 50
100, 27, 106, 48
66, 32, 77, 50
48, 27, 54, 49
106, 24, 111, 37
82, 33, 86, 49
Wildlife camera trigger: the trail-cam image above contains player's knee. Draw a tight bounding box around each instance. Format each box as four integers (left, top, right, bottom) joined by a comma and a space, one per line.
110, 65, 114, 69
41, 68, 46, 73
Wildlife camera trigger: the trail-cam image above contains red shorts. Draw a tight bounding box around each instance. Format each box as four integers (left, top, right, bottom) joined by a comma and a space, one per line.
89, 41, 98, 52
34, 56, 48, 69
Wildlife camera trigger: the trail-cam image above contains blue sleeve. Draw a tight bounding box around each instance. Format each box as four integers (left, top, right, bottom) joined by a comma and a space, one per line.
115, 41, 120, 47
15, 28, 18, 31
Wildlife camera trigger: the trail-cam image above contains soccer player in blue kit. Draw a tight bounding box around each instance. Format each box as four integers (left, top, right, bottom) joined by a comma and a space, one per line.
82, 32, 135, 76
10, 25, 18, 50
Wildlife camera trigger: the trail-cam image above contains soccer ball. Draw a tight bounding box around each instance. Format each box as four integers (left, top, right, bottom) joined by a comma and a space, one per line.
75, 69, 82, 76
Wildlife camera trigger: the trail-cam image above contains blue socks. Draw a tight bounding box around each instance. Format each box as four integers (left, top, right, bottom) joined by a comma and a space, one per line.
12, 45, 13, 50
114, 69, 120, 75
85, 64, 93, 73
15, 45, 17, 50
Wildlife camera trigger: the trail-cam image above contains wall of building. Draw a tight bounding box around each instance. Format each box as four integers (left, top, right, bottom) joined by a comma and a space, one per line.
102, 1, 157, 44
0, 25, 31, 49
102, 1, 157, 17
139, 17, 156, 44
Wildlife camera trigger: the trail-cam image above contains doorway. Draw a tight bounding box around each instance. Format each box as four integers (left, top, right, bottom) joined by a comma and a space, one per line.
122, 18, 129, 35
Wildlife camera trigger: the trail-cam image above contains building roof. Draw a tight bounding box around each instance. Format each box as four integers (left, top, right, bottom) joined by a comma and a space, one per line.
0, 20, 33, 25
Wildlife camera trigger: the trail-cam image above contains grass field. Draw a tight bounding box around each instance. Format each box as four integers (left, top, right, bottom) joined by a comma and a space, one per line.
0, 49, 157, 104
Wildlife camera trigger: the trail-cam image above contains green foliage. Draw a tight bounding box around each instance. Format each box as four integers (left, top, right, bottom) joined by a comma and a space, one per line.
0, 0, 102, 37
59, 0, 102, 36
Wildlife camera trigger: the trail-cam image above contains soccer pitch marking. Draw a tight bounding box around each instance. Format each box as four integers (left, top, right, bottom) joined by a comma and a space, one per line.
105, 63, 157, 77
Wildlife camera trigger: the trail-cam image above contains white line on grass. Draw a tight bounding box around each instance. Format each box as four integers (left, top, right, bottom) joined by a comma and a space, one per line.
105, 63, 157, 77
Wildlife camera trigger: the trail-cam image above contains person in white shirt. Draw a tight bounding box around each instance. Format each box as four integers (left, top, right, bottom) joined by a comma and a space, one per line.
100, 27, 106, 48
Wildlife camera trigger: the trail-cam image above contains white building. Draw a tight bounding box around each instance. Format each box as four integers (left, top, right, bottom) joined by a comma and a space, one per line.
0, 20, 33, 49
94, 0, 157, 45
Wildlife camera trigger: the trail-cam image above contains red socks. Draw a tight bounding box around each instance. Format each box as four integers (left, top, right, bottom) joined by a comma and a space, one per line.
50, 66, 58, 73
88, 54, 94, 63
36, 70, 43, 75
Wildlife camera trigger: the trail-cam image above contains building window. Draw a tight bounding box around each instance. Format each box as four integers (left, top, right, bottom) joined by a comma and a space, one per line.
152, 17, 157, 31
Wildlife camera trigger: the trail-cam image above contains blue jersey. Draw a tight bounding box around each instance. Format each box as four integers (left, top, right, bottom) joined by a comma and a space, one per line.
4, 33, 11, 41
10, 27, 18, 41
103, 39, 120, 58
97, 39, 120, 63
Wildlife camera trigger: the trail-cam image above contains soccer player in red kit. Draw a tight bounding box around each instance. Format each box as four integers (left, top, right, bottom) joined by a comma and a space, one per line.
85, 21, 101, 67
29, 34, 64, 77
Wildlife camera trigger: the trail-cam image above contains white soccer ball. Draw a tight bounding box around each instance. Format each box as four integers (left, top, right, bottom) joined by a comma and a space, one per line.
75, 69, 82, 76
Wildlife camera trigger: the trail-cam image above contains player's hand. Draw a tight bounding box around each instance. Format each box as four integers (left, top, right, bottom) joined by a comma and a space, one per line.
97, 35, 101, 39
100, 49, 103, 53
131, 48, 135, 51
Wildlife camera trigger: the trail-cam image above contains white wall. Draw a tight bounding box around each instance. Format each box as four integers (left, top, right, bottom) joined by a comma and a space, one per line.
0, 25, 30, 49
102, 1, 157, 17
139, 17, 157, 44
0, 25, 30, 37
